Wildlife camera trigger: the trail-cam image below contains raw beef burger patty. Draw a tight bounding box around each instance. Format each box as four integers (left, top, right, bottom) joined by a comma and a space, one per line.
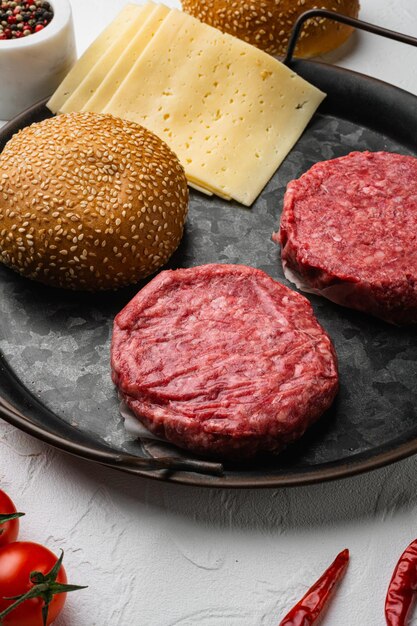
275, 151, 417, 325
111, 264, 338, 460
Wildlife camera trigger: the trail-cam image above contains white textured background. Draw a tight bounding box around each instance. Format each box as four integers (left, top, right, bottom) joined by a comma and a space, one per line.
2, 1, 417, 624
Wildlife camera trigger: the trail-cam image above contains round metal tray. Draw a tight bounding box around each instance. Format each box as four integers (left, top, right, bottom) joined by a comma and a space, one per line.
1, 57, 417, 488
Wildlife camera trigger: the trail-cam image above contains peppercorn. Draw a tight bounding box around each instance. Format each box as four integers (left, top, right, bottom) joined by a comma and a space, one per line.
0, 0, 52, 39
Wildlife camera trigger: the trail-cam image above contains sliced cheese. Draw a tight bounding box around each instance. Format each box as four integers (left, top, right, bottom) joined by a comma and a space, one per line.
188, 178, 232, 199
83, 3, 170, 114
60, 3, 157, 114
103, 8, 325, 205
47, 4, 145, 114
187, 176, 231, 200
188, 182, 213, 196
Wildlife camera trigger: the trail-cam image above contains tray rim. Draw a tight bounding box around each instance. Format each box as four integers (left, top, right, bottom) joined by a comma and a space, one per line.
3, 372, 417, 488
1, 58, 417, 488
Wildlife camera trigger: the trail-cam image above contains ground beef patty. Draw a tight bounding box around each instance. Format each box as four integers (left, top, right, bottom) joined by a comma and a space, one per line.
275, 151, 417, 325
111, 264, 338, 460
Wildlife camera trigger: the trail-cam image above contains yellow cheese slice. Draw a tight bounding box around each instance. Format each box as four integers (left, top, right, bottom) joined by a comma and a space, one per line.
188, 178, 232, 199
188, 182, 213, 196
103, 9, 325, 206
83, 3, 170, 114
47, 4, 145, 114
60, 3, 157, 114
187, 176, 231, 200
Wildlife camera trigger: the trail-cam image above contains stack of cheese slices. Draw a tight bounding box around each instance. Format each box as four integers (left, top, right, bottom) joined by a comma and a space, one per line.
48, 3, 325, 206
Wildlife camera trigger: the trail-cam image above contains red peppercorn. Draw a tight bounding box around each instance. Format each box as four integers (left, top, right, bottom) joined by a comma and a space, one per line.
7, 14, 16, 24
13, 6, 21, 14
14, 29, 22, 37
34, 22, 42, 31
4, 27, 11, 36
0, 32, 6, 39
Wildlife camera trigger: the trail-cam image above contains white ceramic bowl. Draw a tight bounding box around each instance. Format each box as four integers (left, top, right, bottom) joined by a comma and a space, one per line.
0, 0, 76, 120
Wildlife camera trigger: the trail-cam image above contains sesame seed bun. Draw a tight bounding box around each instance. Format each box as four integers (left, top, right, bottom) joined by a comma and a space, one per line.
0, 112, 189, 291
182, 0, 360, 58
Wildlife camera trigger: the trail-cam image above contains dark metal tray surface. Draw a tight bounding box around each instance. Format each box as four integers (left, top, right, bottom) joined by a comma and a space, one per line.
1, 41, 417, 487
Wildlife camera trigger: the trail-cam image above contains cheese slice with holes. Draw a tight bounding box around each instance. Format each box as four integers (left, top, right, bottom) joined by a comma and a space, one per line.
60, 4, 158, 114
102, 8, 325, 205
83, 3, 170, 114
47, 4, 146, 114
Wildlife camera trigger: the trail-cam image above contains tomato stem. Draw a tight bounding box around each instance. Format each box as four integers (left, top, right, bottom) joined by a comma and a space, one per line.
1, 584, 49, 617
0, 550, 87, 626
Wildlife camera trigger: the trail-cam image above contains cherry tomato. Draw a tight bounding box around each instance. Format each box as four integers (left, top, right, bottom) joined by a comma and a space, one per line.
0, 490, 21, 547
0, 542, 67, 626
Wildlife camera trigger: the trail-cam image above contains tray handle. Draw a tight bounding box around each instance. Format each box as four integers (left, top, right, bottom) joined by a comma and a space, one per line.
283, 9, 417, 66
0, 396, 223, 477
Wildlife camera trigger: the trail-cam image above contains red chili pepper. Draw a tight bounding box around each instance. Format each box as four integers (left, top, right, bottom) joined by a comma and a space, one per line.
385, 539, 417, 626
278, 549, 349, 626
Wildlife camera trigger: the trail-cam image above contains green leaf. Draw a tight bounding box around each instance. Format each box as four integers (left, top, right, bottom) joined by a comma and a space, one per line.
0, 512, 24, 526
45, 550, 64, 583
51, 583, 88, 594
